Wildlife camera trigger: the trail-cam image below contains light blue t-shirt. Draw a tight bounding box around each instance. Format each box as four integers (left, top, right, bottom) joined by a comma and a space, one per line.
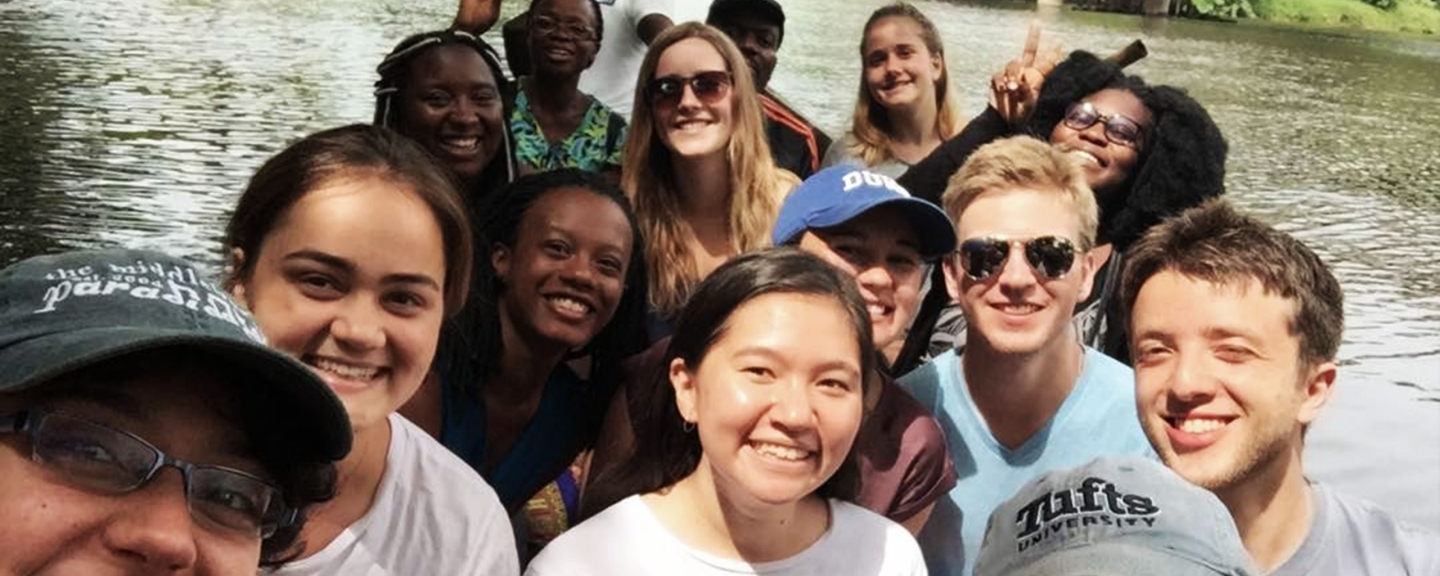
897, 347, 1153, 576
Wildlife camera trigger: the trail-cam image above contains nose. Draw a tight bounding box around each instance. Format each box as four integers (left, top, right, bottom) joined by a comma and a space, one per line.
1167, 349, 1217, 405
447, 96, 482, 127
995, 242, 1038, 290
102, 468, 200, 571
677, 81, 703, 110
768, 380, 815, 431
330, 299, 387, 351
560, 255, 599, 289
855, 262, 895, 294
1077, 118, 1109, 146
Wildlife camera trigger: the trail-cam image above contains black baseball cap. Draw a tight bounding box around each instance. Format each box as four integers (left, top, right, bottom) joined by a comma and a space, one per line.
0, 248, 352, 462
707, 0, 786, 30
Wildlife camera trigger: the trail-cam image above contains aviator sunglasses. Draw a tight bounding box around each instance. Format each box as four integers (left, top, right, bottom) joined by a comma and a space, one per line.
646, 71, 732, 108
955, 236, 1079, 281
1, 409, 295, 538
1062, 102, 1147, 148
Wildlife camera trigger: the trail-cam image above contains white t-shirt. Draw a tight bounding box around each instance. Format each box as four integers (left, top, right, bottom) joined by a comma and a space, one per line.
268, 414, 519, 576
1270, 483, 1440, 576
525, 495, 927, 575
577, 0, 673, 119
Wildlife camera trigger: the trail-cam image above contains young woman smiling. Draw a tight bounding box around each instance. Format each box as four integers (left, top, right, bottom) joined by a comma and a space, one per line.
375, 30, 516, 207
526, 249, 925, 575
824, 2, 959, 179
509, 0, 627, 180
621, 22, 797, 335
402, 169, 649, 520
224, 124, 518, 575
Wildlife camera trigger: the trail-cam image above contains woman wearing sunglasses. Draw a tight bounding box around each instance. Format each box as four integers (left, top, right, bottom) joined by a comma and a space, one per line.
525, 249, 925, 576
508, 0, 627, 180
893, 49, 1228, 371
620, 22, 797, 336
823, 2, 960, 180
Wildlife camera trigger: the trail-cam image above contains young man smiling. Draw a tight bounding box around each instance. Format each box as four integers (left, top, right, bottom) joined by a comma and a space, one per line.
0, 248, 350, 574
1121, 199, 1439, 575
773, 165, 957, 534
897, 137, 1151, 575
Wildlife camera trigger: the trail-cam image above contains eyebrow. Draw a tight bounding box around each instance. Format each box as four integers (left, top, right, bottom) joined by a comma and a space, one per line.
731, 346, 861, 376
285, 249, 442, 291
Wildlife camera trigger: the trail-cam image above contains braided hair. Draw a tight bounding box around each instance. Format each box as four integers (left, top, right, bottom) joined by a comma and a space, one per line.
373, 29, 517, 192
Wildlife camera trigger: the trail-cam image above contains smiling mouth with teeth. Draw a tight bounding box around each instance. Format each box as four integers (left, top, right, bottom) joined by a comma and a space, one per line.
751, 441, 812, 462
309, 356, 382, 381
1169, 416, 1232, 434
546, 295, 592, 315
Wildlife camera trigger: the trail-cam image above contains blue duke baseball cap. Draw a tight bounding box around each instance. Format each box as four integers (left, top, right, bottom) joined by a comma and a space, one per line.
0, 248, 352, 462
773, 166, 956, 259
975, 456, 1257, 576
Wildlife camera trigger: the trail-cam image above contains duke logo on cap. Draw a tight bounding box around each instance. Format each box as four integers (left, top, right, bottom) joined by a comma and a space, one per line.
772, 165, 957, 258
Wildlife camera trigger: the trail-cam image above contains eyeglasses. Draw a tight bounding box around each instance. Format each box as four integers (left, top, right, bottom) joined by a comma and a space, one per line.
1062, 102, 1146, 149
531, 15, 596, 41
954, 236, 1078, 281
1, 409, 294, 539
646, 71, 733, 109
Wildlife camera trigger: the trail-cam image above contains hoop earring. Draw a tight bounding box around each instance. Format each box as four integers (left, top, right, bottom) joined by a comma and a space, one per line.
683, 420, 695, 433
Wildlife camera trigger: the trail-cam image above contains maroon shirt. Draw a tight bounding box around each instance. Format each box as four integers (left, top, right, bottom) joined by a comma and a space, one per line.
853, 375, 958, 523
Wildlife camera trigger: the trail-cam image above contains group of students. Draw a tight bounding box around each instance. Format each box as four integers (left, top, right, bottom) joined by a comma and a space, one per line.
1, 0, 1437, 575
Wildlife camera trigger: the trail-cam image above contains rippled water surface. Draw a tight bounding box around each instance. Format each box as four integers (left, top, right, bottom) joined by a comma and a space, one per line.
3, 0, 1438, 528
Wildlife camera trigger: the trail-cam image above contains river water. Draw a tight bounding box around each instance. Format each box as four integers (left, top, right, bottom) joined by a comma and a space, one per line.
2, 0, 1437, 529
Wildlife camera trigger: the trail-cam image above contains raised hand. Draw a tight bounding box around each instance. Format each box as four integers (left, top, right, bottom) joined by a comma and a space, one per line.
989, 21, 1063, 127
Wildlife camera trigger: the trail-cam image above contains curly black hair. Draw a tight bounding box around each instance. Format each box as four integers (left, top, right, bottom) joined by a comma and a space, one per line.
1027, 51, 1229, 252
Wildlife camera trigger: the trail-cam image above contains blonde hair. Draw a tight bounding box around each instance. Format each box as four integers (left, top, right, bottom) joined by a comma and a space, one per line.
621, 22, 789, 319
942, 136, 1099, 249
847, 2, 960, 167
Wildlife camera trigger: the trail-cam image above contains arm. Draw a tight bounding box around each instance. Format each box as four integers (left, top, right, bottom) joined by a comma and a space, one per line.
452, 0, 502, 34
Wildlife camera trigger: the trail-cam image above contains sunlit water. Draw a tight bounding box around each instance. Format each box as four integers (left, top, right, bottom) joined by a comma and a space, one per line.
2, 0, 1437, 529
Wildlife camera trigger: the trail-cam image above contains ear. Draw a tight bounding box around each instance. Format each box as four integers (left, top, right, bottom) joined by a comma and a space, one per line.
491, 242, 512, 281
670, 357, 699, 425
227, 247, 250, 308
1075, 246, 1105, 304
941, 256, 961, 302
1296, 360, 1337, 427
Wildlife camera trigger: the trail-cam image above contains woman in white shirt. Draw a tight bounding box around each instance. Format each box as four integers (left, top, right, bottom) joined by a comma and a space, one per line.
224, 125, 519, 575
528, 249, 925, 575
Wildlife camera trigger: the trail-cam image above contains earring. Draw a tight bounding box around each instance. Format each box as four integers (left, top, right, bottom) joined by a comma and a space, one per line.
682, 420, 696, 433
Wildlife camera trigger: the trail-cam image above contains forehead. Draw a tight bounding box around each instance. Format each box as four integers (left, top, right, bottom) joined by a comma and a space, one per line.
535, 0, 596, 20
712, 12, 781, 33
656, 37, 726, 76
818, 205, 920, 246
956, 187, 1083, 241
522, 187, 634, 250
865, 16, 926, 49
1132, 271, 1303, 344
1084, 88, 1151, 126
409, 44, 495, 85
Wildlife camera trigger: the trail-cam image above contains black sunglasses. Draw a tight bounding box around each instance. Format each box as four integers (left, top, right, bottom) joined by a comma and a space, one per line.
646, 71, 732, 108
955, 236, 1078, 281
1, 409, 294, 538
1062, 102, 1146, 148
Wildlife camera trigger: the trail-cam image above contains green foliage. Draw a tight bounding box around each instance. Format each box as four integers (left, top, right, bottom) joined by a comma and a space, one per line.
1190, 0, 1257, 18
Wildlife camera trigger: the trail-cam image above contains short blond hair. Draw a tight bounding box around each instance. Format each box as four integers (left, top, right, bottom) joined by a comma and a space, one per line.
941, 136, 1098, 249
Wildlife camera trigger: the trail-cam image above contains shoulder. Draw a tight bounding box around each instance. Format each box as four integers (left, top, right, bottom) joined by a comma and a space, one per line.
526, 496, 653, 575
771, 167, 800, 200
896, 349, 957, 412
821, 136, 860, 168
828, 501, 928, 574
1322, 486, 1440, 564
389, 414, 514, 532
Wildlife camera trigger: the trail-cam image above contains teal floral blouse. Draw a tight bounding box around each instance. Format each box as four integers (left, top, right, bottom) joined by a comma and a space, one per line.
509, 88, 627, 173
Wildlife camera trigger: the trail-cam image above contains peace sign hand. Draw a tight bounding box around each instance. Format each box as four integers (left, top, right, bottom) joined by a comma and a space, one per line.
989, 21, 1063, 127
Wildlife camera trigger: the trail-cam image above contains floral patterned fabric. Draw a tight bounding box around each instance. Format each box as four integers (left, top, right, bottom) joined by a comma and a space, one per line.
509, 87, 627, 173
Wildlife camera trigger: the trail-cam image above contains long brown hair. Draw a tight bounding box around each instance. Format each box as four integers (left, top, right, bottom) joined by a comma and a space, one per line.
620, 22, 789, 319
847, 2, 959, 167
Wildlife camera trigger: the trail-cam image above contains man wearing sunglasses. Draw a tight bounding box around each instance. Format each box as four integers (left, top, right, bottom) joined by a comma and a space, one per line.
706, 0, 832, 179
0, 249, 351, 574
1121, 200, 1439, 575
897, 136, 1152, 576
